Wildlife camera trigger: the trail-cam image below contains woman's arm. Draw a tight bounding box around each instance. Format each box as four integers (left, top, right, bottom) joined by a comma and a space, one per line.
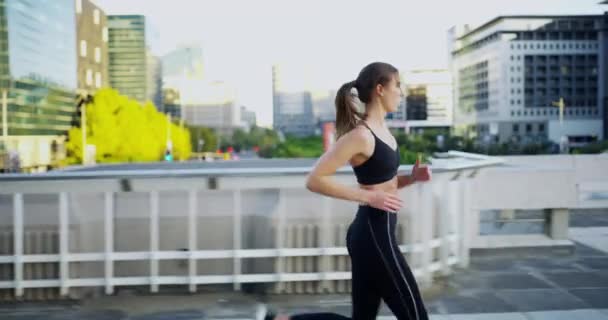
397, 174, 416, 189
306, 127, 403, 212
305, 127, 372, 203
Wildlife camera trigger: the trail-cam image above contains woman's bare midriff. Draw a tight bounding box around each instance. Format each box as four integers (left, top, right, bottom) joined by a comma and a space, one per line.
359, 175, 398, 195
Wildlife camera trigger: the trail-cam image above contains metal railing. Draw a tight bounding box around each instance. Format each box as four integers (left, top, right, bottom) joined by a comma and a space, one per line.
0, 151, 503, 299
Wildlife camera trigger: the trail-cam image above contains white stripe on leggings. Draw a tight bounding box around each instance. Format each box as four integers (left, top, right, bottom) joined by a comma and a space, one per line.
387, 214, 419, 320
367, 218, 414, 320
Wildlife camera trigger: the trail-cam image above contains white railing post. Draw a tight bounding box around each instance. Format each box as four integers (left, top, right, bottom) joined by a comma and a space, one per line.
319, 196, 332, 293
448, 180, 461, 266
274, 189, 286, 293
104, 192, 114, 295
188, 190, 197, 293
438, 181, 451, 276
420, 184, 433, 285
59, 192, 69, 296
407, 184, 421, 274
13, 193, 23, 297
232, 189, 242, 291
294, 224, 303, 293
459, 178, 472, 268
150, 191, 159, 292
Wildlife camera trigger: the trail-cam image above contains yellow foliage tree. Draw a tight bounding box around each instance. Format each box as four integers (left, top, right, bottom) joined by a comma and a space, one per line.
66, 89, 192, 164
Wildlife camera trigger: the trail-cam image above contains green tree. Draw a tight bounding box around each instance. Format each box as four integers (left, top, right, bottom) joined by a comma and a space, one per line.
188, 125, 218, 152
65, 89, 191, 164
227, 126, 280, 155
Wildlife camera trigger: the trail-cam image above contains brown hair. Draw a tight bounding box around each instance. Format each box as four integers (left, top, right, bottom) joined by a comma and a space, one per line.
334, 62, 398, 138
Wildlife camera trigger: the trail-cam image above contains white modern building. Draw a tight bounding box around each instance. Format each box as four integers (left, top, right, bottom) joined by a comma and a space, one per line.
449, 14, 607, 146
241, 106, 257, 130
180, 80, 242, 135
391, 69, 453, 133
272, 63, 341, 136
161, 45, 206, 120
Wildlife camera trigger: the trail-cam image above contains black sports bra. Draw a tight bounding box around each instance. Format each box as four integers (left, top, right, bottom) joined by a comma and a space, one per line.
352, 122, 400, 185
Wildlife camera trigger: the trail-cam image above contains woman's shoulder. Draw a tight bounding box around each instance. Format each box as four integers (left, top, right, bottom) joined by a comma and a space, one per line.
338, 124, 374, 148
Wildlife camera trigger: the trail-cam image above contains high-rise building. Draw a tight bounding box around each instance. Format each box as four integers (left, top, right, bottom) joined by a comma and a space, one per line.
76, 0, 108, 93
0, 0, 77, 168
162, 45, 204, 82
400, 70, 453, 134
108, 15, 161, 108
449, 14, 607, 146
240, 106, 257, 130
272, 64, 322, 137
312, 90, 337, 124
146, 51, 163, 109
163, 88, 181, 119
161, 45, 205, 117
386, 97, 407, 126
600, 12, 608, 142
180, 80, 242, 135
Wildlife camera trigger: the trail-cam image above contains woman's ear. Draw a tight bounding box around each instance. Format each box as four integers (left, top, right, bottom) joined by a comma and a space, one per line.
375, 83, 384, 97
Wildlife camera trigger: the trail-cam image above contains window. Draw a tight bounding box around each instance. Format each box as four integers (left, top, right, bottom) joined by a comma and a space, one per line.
102, 27, 108, 42
526, 124, 532, 132
539, 124, 545, 132
86, 69, 93, 86
513, 124, 519, 132
95, 47, 101, 63
94, 9, 100, 25
95, 72, 102, 88
76, 0, 82, 14
80, 40, 87, 57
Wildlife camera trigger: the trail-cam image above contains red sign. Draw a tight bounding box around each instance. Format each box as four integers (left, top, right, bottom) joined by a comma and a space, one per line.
322, 122, 336, 151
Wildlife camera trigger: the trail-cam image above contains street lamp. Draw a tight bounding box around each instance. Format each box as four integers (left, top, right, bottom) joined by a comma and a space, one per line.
76, 90, 93, 164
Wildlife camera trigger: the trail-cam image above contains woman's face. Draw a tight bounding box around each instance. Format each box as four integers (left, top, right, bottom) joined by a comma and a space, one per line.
378, 73, 403, 113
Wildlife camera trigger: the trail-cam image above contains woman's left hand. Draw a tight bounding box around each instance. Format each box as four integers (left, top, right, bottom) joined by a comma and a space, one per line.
411, 158, 431, 182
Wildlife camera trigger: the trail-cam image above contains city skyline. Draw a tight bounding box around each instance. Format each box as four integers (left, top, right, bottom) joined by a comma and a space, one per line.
94, 0, 606, 127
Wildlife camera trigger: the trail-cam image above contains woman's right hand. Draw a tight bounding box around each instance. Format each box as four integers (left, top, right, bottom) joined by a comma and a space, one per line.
366, 190, 403, 212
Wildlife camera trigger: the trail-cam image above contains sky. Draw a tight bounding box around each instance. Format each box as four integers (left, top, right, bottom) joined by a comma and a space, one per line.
94, 0, 606, 127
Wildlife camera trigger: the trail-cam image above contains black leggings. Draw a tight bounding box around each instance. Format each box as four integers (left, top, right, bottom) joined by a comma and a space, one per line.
290, 206, 428, 320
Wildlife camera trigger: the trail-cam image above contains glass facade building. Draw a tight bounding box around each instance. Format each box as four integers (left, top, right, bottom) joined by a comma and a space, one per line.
0, 0, 77, 136
107, 15, 147, 103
